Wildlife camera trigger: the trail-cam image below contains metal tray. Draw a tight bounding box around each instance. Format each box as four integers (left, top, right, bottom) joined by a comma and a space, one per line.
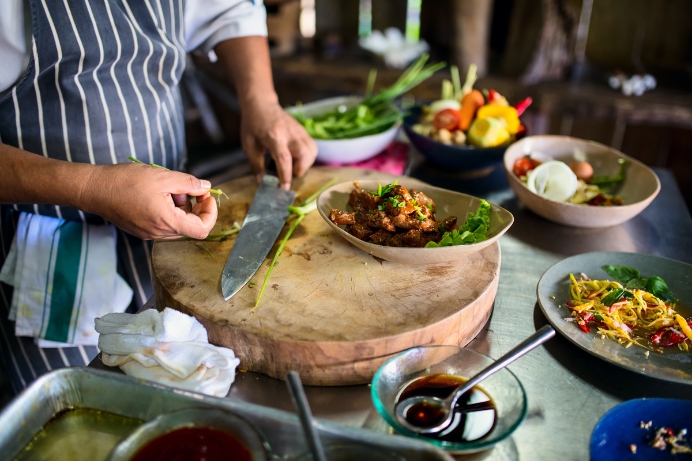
0, 368, 451, 461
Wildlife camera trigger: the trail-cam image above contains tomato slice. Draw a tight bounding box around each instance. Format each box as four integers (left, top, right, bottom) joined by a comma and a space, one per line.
512, 156, 541, 177
432, 108, 461, 131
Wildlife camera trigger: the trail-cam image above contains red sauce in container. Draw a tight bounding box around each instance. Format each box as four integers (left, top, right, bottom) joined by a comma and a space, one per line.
130, 427, 253, 461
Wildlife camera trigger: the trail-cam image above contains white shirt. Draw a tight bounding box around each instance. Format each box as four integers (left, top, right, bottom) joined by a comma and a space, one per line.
0, 0, 268, 93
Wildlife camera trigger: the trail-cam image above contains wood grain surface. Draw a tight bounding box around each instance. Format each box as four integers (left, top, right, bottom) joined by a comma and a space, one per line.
152, 167, 501, 385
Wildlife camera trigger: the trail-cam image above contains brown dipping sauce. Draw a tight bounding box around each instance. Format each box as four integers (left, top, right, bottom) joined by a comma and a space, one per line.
397, 374, 496, 442
131, 427, 252, 461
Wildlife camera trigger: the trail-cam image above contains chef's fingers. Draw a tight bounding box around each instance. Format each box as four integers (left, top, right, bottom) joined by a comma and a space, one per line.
268, 139, 293, 190
167, 172, 212, 196
174, 195, 218, 239
172, 193, 192, 213
243, 135, 266, 185
289, 136, 316, 178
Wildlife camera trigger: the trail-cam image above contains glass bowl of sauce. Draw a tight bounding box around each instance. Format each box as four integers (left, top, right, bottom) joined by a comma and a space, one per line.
371, 346, 527, 454
107, 408, 270, 461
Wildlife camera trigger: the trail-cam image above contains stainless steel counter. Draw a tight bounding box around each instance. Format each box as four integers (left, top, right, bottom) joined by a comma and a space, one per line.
91, 160, 692, 461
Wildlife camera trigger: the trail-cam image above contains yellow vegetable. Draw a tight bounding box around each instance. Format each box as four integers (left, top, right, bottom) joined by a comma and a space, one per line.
467, 117, 511, 148
676, 315, 692, 341
476, 104, 520, 134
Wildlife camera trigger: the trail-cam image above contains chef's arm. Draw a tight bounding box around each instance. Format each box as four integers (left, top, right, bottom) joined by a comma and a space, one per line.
214, 36, 317, 190
0, 143, 217, 240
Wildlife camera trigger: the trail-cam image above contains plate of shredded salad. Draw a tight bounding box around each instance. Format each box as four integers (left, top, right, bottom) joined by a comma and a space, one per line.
537, 252, 691, 384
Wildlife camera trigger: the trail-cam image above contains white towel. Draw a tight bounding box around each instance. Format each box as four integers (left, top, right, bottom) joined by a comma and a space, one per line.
96, 308, 240, 397
0, 212, 133, 347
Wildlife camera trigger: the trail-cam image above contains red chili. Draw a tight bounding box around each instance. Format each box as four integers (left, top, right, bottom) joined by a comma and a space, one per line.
650, 327, 687, 347
487, 89, 501, 103
513, 97, 532, 116
578, 322, 590, 333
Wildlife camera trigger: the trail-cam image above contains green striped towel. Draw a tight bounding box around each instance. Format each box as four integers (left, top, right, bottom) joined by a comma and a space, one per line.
0, 212, 133, 347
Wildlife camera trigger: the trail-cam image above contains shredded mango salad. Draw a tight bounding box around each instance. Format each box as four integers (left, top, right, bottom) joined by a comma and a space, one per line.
566, 273, 691, 352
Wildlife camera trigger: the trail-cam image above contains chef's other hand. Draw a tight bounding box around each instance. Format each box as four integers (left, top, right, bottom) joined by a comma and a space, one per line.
240, 97, 317, 190
82, 163, 217, 240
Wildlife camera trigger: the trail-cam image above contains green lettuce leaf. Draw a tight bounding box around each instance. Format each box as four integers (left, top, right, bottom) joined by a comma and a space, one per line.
425, 199, 491, 248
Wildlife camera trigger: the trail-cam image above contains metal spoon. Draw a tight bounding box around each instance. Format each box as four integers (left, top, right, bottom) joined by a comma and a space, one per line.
395, 325, 555, 434
286, 371, 327, 461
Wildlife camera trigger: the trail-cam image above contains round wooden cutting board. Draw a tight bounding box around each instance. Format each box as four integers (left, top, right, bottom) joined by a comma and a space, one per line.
152, 167, 501, 386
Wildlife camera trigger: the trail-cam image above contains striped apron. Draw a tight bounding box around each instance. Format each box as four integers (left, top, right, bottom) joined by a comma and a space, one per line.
0, 0, 187, 397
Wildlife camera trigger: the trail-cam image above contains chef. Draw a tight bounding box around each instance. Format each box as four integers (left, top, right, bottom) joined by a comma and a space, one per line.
0, 0, 316, 400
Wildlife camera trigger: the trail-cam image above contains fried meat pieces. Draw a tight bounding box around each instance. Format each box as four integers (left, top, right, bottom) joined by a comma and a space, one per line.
330, 183, 458, 248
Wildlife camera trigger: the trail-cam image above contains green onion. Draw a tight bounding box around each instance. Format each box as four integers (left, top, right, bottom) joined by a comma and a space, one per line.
290, 54, 444, 140
128, 156, 229, 204
254, 178, 338, 309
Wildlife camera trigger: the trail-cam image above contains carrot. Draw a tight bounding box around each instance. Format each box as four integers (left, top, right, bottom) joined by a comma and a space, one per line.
459, 90, 485, 131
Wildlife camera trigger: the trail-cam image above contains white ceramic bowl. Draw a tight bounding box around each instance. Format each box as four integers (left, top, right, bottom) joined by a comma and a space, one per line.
317, 179, 514, 265
503, 136, 660, 228
290, 96, 400, 164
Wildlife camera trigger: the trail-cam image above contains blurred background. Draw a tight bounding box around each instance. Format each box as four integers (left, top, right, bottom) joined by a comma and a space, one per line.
181, 0, 691, 210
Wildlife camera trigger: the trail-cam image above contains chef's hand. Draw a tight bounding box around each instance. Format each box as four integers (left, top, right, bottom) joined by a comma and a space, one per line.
82, 163, 217, 240
239, 97, 317, 191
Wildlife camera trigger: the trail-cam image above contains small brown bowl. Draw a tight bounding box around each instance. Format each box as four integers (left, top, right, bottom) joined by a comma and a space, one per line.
316, 180, 514, 265
503, 136, 660, 228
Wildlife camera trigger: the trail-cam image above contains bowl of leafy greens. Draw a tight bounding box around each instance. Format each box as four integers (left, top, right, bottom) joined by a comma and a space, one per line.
289, 95, 401, 164
316, 179, 514, 265
288, 54, 444, 164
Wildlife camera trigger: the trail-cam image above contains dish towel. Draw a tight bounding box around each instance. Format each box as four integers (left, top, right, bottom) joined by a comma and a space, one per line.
0, 212, 133, 347
95, 308, 240, 397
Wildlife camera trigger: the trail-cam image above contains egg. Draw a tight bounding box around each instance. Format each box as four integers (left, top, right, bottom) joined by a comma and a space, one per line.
569, 161, 594, 183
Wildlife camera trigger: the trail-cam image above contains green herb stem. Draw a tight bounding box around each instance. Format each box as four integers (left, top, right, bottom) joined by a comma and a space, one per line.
194, 243, 214, 259
128, 156, 229, 201
253, 177, 338, 309
254, 213, 305, 309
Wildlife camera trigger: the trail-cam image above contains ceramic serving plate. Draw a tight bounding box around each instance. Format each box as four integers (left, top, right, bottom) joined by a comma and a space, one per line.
504, 136, 660, 228
536, 251, 691, 384
317, 179, 514, 265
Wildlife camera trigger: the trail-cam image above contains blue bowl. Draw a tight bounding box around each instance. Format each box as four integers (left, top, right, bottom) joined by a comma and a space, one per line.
590, 398, 692, 461
403, 106, 519, 172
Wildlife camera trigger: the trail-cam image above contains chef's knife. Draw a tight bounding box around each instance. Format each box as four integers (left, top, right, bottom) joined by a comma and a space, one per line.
221, 175, 296, 301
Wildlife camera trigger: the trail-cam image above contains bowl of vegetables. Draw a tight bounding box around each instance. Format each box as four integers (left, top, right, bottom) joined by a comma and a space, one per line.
290, 55, 444, 164
404, 65, 530, 171
503, 135, 660, 228
289, 95, 401, 164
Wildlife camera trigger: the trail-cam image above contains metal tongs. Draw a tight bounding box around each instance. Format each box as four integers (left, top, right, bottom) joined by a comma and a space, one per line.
286, 371, 327, 461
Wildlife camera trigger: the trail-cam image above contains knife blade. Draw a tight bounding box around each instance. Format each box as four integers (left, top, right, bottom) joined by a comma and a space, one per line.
221, 175, 296, 301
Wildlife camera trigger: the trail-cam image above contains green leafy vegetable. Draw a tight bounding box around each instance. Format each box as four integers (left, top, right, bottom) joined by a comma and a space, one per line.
602, 265, 641, 284
425, 200, 491, 248
589, 158, 627, 191
601, 288, 634, 306
602, 265, 676, 302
